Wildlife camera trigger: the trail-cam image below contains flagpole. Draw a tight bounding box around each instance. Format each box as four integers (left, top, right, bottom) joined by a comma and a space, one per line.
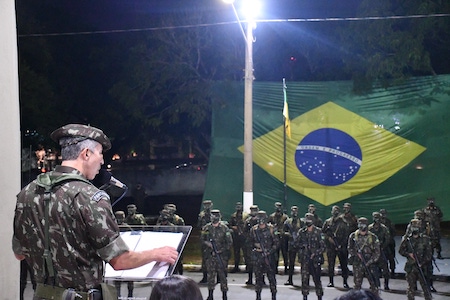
282, 78, 288, 210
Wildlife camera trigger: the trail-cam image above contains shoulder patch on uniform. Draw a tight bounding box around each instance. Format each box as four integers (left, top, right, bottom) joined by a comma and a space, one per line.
91, 190, 110, 202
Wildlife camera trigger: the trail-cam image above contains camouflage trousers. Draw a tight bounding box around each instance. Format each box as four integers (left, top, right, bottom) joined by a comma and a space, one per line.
252, 252, 277, 293
352, 263, 379, 294
206, 255, 228, 292
300, 259, 323, 297
406, 267, 432, 300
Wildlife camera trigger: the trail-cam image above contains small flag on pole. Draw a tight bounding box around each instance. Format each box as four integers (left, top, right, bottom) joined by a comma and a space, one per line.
282, 78, 291, 139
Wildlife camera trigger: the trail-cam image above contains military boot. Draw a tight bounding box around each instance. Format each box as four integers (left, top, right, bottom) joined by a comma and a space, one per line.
327, 276, 334, 287
199, 271, 207, 284
343, 277, 350, 289
384, 278, 390, 290
207, 290, 214, 300
256, 291, 261, 300
246, 272, 253, 285
222, 291, 227, 300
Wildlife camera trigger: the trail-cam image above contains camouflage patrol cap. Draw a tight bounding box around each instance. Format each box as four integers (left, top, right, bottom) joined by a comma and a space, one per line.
343, 202, 352, 208
250, 205, 259, 211
211, 209, 221, 215
414, 210, 424, 217
379, 209, 387, 215
372, 212, 381, 218
332, 205, 340, 211
115, 210, 125, 218
160, 209, 171, 216
358, 217, 368, 224
274, 202, 282, 207
308, 204, 316, 208
305, 213, 314, 220
51, 124, 111, 151
203, 200, 212, 205
291, 205, 298, 211
257, 210, 268, 218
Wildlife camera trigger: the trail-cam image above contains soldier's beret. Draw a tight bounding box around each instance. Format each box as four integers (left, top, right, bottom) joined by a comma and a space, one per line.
51, 124, 111, 151
358, 217, 368, 224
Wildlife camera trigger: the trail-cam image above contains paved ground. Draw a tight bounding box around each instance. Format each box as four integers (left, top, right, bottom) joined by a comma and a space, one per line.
22, 236, 450, 299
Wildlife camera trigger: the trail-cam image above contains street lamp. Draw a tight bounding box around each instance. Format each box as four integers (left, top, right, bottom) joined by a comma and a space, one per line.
223, 0, 259, 212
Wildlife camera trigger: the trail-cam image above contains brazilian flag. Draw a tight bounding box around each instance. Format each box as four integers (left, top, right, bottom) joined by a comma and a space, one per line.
244, 102, 426, 206
204, 76, 450, 224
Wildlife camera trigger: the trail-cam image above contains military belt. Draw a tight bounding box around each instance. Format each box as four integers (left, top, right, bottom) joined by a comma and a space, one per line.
35, 283, 102, 300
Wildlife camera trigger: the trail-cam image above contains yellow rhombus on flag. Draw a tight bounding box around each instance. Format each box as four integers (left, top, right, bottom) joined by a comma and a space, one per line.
238, 102, 426, 206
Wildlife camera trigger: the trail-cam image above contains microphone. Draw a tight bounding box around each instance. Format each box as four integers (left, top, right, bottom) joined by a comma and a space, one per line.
92, 169, 127, 189
109, 175, 127, 189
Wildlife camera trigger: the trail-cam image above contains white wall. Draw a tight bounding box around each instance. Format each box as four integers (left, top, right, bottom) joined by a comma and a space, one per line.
0, 0, 21, 299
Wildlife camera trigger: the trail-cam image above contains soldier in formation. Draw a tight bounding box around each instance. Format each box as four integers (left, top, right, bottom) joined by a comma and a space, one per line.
341, 202, 358, 234
308, 204, 323, 228
368, 212, 391, 290
114, 210, 134, 298
250, 211, 278, 300
165, 203, 186, 226
399, 218, 433, 300
379, 208, 397, 277
229, 202, 248, 273
125, 204, 147, 227
422, 197, 443, 259
296, 213, 326, 300
201, 209, 232, 300
268, 202, 288, 274
198, 200, 213, 283
244, 205, 260, 285
322, 205, 350, 289
283, 205, 303, 286
348, 217, 380, 295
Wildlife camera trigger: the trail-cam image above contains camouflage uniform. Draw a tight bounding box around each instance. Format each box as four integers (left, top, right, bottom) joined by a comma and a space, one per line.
268, 202, 288, 274
341, 202, 358, 234
283, 206, 304, 285
198, 200, 213, 283
250, 211, 278, 300
348, 217, 380, 295
308, 204, 323, 228
165, 203, 186, 226
244, 205, 259, 285
422, 197, 443, 258
229, 202, 248, 273
296, 213, 325, 300
202, 210, 232, 300
114, 210, 134, 298
322, 205, 350, 289
379, 208, 396, 276
13, 165, 128, 293
399, 219, 433, 300
368, 212, 391, 290
125, 204, 147, 227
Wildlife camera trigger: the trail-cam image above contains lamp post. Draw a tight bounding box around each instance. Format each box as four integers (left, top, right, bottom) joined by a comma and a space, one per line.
223, 0, 257, 212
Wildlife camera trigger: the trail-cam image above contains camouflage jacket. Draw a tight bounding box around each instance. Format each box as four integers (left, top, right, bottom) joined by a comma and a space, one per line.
268, 212, 288, 235
368, 223, 391, 250
322, 215, 348, 249
126, 213, 147, 225
197, 210, 212, 228
229, 211, 248, 237
250, 224, 279, 256
201, 222, 232, 259
295, 226, 326, 264
399, 234, 432, 272
348, 230, 380, 266
422, 205, 443, 231
12, 165, 129, 292
283, 217, 304, 248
